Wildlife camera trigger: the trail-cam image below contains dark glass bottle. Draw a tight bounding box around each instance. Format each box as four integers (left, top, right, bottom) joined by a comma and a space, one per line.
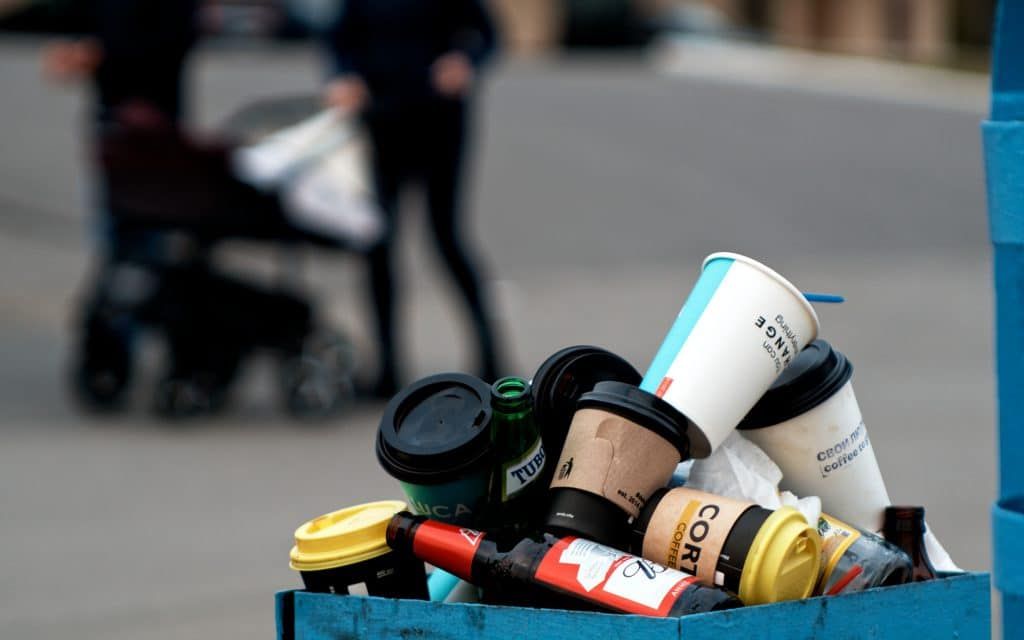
386, 512, 742, 616
815, 514, 911, 595
882, 506, 938, 582
487, 377, 547, 536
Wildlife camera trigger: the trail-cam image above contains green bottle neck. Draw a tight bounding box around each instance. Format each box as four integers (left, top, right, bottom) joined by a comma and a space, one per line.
491, 376, 533, 417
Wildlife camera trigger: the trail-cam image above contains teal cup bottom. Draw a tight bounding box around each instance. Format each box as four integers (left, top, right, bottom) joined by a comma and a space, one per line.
398, 466, 493, 528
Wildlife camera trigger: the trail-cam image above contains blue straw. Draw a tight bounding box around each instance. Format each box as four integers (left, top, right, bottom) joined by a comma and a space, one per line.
803, 292, 845, 304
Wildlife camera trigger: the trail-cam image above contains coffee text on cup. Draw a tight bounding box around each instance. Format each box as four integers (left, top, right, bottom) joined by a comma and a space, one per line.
816, 421, 870, 478
667, 501, 720, 577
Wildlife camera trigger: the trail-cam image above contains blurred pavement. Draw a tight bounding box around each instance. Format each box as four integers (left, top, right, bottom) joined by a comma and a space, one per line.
0, 39, 993, 638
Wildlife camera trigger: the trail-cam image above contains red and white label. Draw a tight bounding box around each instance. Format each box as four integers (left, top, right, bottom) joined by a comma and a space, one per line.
534, 537, 698, 616
459, 528, 484, 547
412, 521, 484, 581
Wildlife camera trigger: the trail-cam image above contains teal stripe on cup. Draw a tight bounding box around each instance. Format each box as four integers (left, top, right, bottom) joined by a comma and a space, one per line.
398, 465, 492, 526
640, 256, 735, 392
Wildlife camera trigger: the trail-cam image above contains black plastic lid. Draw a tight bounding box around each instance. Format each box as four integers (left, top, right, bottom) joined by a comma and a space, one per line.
376, 373, 494, 484
738, 339, 854, 430
578, 381, 699, 459
531, 346, 642, 463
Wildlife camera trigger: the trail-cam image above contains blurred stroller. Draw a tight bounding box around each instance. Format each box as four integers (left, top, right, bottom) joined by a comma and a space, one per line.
72, 99, 382, 419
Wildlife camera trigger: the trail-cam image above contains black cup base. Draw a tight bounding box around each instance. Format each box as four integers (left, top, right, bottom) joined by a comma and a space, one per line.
544, 488, 630, 548
300, 551, 429, 600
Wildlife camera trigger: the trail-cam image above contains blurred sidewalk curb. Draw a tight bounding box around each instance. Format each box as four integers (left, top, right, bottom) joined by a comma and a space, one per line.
651, 38, 988, 114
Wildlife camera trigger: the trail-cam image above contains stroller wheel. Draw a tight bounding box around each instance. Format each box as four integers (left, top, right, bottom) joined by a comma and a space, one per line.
74, 362, 131, 410
152, 375, 228, 420
71, 315, 134, 411
281, 330, 356, 419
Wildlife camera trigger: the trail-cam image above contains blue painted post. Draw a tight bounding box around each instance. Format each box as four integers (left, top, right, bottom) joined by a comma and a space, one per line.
985, 1, 1024, 636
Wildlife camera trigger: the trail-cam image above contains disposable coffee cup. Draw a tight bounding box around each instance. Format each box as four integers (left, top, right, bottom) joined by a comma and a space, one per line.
640, 252, 820, 457
531, 345, 642, 485
377, 373, 494, 526
290, 500, 429, 599
739, 339, 892, 531
545, 380, 694, 547
632, 487, 821, 605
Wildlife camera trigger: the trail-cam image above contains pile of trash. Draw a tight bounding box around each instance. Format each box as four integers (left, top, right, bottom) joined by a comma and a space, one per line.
286, 252, 958, 615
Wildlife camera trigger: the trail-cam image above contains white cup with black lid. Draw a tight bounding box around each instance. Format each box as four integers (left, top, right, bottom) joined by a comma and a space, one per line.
738, 339, 892, 532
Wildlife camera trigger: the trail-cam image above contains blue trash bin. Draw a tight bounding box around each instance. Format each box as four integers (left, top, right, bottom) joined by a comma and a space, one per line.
276, 1, 1022, 636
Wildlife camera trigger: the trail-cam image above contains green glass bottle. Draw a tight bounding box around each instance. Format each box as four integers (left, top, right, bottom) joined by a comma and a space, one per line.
488, 376, 547, 536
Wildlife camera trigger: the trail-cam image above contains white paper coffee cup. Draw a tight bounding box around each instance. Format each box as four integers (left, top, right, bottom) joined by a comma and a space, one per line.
640, 253, 820, 456
738, 340, 892, 531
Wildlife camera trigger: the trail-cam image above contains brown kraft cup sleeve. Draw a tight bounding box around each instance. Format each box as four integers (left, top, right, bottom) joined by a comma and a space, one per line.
641, 487, 754, 585
550, 408, 681, 517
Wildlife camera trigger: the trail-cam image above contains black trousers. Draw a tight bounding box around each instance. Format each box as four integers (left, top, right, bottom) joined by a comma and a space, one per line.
363, 97, 500, 385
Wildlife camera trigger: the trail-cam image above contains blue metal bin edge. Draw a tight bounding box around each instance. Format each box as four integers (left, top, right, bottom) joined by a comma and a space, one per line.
276, 572, 990, 640
994, 499, 1024, 599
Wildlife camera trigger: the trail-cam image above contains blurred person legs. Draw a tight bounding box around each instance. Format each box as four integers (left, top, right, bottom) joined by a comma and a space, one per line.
323, 0, 501, 397
363, 98, 502, 398
363, 113, 403, 397
55, 0, 200, 411
422, 99, 500, 382
72, 222, 168, 410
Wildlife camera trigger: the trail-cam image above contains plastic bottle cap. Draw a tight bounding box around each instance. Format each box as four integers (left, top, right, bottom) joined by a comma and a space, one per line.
290, 501, 407, 572
738, 507, 822, 604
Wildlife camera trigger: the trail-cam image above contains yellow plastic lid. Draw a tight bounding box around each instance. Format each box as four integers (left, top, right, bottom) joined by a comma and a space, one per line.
289, 500, 407, 572
738, 506, 822, 605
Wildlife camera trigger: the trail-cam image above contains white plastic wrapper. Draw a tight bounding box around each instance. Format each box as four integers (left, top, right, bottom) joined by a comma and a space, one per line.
668, 460, 694, 488
686, 431, 822, 526
686, 431, 962, 572
281, 143, 383, 250
232, 109, 353, 191
924, 528, 960, 572
232, 109, 384, 249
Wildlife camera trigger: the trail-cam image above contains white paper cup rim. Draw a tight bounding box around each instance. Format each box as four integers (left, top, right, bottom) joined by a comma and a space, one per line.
702, 252, 820, 334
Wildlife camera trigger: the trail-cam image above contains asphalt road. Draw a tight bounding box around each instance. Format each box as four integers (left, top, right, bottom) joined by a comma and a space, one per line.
0, 40, 994, 638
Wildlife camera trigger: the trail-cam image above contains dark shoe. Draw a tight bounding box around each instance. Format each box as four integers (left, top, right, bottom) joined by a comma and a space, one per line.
152, 373, 228, 420
71, 312, 134, 411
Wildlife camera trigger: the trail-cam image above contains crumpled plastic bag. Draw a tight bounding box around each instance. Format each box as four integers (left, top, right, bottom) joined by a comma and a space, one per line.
923, 527, 961, 572
232, 109, 383, 249
685, 431, 961, 572
281, 142, 383, 250
686, 430, 822, 525
232, 109, 353, 190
